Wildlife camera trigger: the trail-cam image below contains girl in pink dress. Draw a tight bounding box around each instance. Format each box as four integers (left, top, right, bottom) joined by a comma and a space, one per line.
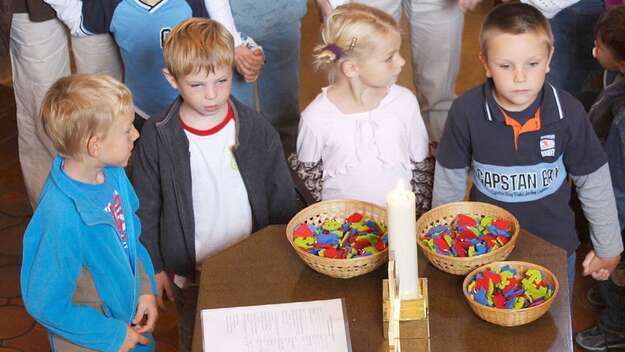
295, 3, 432, 214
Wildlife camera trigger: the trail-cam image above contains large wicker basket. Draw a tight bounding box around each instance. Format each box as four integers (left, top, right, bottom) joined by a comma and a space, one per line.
462, 261, 559, 327
285, 199, 388, 279
416, 201, 520, 275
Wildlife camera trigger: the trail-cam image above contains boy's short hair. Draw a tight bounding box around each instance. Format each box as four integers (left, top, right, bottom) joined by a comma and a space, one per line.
163, 17, 235, 81
480, 3, 554, 56
595, 6, 625, 62
41, 74, 133, 159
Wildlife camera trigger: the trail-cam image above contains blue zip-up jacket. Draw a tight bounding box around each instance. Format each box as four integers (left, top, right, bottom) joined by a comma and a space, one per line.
21, 156, 157, 351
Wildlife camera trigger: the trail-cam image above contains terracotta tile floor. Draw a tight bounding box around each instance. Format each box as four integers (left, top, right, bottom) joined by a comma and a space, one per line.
0, 2, 616, 351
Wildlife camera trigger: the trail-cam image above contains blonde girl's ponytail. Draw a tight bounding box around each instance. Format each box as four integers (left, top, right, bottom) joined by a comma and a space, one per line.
312, 3, 400, 78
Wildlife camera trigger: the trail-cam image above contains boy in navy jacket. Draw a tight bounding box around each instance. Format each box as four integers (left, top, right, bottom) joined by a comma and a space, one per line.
432, 3, 623, 293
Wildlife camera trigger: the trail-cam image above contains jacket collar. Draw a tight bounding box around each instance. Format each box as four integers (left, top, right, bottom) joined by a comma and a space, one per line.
482, 79, 564, 125
49, 155, 131, 226
155, 96, 243, 148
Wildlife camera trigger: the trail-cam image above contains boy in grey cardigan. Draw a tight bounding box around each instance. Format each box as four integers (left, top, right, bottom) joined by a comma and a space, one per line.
131, 18, 297, 351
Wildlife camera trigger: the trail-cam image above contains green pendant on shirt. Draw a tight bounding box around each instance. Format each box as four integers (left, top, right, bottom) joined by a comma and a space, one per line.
229, 146, 239, 171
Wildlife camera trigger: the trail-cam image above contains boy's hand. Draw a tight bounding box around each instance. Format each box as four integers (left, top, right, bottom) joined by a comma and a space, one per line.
133, 294, 158, 334
235, 45, 264, 83
154, 271, 174, 309
582, 250, 621, 280
119, 326, 149, 352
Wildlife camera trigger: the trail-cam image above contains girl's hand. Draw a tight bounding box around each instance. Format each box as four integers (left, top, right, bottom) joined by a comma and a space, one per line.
582, 250, 621, 280
235, 46, 264, 83
133, 294, 158, 334
118, 326, 149, 352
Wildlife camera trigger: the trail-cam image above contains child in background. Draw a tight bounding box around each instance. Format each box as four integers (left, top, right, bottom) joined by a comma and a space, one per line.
45, 0, 263, 130
432, 3, 623, 294
296, 3, 430, 211
20, 74, 157, 351
516, 0, 604, 106
131, 18, 297, 352
575, 6, 625, 351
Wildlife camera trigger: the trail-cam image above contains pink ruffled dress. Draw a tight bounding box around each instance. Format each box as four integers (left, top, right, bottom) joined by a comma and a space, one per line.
297, 85, 429, 206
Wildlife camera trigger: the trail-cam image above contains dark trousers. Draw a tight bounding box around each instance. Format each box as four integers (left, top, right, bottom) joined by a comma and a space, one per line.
171, 283, 199, 352
599, 261, 625, 335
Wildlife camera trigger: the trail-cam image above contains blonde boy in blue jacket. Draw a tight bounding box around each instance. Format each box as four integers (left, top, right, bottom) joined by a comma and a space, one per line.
20, 74, 158, 352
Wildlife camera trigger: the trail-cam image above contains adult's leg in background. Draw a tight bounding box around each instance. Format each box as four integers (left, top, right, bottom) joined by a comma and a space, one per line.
71, 33, 123, 80
10, 15, 68, 208
256, 20, 302, 153
404, 0, 463, 144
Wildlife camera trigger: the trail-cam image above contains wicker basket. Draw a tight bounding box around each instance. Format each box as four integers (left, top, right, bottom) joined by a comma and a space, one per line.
462, 261, 559, 327
416, 201, 520, 275
285, 199, 388, 279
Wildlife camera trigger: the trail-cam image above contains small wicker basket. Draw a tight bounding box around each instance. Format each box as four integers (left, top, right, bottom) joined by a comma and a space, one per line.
285, 199, 388, 279
416, 201, 520, 275
462, 261, 559, 327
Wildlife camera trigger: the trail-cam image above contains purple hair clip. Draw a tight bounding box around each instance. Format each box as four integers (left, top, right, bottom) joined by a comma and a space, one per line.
324, 43, 343, 62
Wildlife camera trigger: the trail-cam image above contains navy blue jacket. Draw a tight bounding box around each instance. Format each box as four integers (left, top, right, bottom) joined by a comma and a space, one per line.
437, 80, 607, 255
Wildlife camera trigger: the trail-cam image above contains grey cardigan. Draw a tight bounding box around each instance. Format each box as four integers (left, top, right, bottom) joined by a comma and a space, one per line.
131, 96, 297, 277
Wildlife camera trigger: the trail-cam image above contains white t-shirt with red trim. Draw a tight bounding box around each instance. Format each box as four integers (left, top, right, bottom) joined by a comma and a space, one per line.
181, 104, 253, 266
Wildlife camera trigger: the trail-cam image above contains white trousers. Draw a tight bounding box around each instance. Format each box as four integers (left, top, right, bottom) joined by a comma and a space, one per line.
356, 0, 464, 143
10, 14, 122, 208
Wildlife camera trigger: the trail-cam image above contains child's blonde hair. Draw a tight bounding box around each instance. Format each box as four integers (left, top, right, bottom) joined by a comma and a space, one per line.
480, 3, 554, 57
163, 17, 234, 81
41, 74, 133, 159
313, 3, 399, 79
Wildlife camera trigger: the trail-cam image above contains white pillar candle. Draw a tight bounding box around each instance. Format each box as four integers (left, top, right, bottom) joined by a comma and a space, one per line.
386, 180, 419, 300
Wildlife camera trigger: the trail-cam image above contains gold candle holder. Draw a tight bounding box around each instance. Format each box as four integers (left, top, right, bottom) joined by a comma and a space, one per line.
383, 257, 430, 352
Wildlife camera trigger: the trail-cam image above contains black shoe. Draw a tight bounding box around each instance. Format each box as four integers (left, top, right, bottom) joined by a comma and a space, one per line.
586, 286, 606, 308
575, 325, 625, 351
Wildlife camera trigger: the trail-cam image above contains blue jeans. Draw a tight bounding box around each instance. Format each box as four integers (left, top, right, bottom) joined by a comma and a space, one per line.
548, 0, 604, 99
231, 21, 301, 153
